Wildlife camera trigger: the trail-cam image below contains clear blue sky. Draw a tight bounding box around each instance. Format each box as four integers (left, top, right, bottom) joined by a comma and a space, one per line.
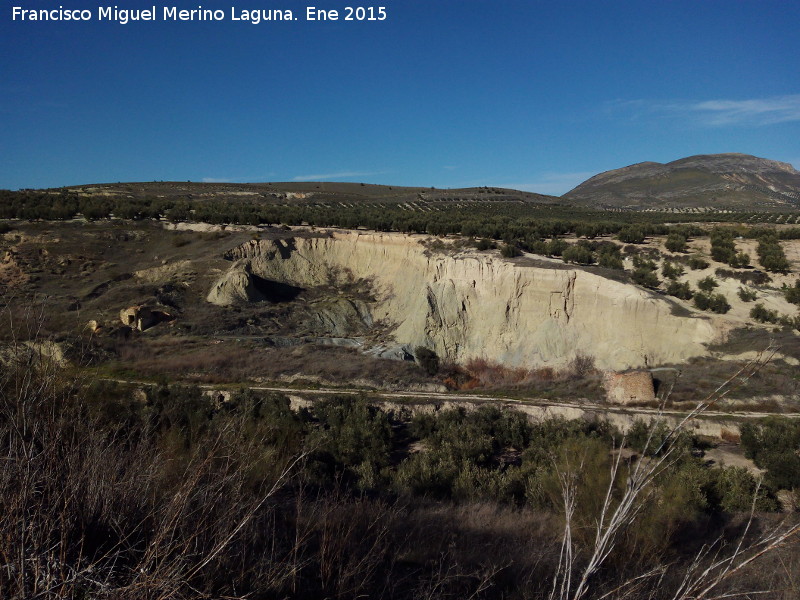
1, 0, 798, 194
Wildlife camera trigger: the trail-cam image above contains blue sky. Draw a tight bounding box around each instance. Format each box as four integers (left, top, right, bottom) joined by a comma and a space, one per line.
1, 0, 798, 194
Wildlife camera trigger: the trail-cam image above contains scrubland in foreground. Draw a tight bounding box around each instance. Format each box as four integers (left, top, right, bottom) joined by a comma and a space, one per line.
2, 346, 799, 600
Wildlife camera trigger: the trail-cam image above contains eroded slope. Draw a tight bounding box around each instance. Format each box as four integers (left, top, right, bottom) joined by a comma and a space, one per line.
209, 232, 719, 370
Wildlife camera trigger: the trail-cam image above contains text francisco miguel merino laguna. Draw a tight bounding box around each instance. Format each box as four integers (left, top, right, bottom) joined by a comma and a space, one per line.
11, 5, 388, 24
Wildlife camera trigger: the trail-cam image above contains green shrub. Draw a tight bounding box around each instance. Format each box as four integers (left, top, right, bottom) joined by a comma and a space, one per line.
618, 226, 646, 244
309, 396, 393, 487
664, 233, 687, 253
714, 467, 780, 512
688, 255, 710, 270
750, 303, 779, 324
562, 244, 595, 265
778, 314, 800, 330
632, 256, 657, 271
661, 261, 684, 280
500, 243, 521, 258
547, 238, 568, 257
598, 253, 623, 269
729, 251, 751, 268
710, 227, 740, 267
784, 279, 800, 305
697, 275, 718, 292
475, 238, 495, 251
757, 234, 790, 273
740, 419, 800, 490
666, 280, 693, 300
632, 268, 660, 289
737, 286, 757, 302
694, 291, 730, 313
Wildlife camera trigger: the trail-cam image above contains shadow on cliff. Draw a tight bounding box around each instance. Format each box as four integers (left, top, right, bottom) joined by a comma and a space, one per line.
250, 274, 303, 303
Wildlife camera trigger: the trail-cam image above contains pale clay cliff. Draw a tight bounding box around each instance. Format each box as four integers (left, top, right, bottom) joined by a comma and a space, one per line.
207, 231, 719, 370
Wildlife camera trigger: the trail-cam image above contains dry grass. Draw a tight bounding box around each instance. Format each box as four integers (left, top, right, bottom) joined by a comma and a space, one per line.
445, 355, 603, 400
2, 326, 800, 598
109, 337, 432, 387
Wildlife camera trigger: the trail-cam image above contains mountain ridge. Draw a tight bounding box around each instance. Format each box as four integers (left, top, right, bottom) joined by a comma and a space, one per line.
564, 153, 800, 210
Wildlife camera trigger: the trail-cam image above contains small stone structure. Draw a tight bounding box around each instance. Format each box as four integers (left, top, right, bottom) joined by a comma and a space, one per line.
603, 370, 656, 405
119, 305, 171, 331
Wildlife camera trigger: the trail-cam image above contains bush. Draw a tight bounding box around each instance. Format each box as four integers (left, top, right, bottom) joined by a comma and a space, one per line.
597, 252, 623, 269
757, 234, 790, 273
562, 244, 595, 265
688, 255, 710, 270
500, 243, 521, 258
415, 346, 440, 376
714, 467, 780, 512
785, 279, 800, 305
475, 238, 495, 251
547, 238, 568, 257
632, 255, 657, 271
568, 353, 596, 378
740, 419, 800, 490
729, 251, 751, 268
632, 268, 660, 289
666, 280, 693, 300
779, 314, 800, 331
664, 233, 687, 253
738, 286, 758, 302
710, 227, 741, 267
661, 261, 684, 280
618, 226, 646, 244
697, 275, 718, 292
694, 291, 730, 313
309, 396, 393, 487
750, 303, 780, 324
596, 243, 623, 269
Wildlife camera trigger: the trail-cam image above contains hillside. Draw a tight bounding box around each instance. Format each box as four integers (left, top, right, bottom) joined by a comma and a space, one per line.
52, 180, 557, 205
564, 153, 800, 210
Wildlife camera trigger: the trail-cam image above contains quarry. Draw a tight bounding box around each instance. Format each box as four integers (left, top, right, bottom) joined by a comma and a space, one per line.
207, 231, 719, 371
3, 171, 800, 599
2, 205, 798, 425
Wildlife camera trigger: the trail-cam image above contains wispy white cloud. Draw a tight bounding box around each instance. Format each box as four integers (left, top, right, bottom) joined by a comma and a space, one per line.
609, 94, 800, 127
498, 171, 595, 196
291, 170, 383, 182
689, 95, 800, 126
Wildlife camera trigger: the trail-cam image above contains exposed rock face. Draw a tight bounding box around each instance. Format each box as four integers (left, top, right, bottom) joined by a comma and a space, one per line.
603, 370, 656, 405
0, 341, 68, 368
207, 264, 269, 305
120, 305, 172, 331
208, 232, 719, 370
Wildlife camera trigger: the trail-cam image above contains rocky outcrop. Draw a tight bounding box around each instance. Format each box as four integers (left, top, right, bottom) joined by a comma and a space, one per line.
0, 341, 68, 368
207, 264, 270, 305
208, 232, 719, 370
119, 305, 172, 331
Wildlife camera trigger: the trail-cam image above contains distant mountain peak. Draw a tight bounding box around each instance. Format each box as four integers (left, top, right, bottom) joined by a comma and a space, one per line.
563, 153, 800, 210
